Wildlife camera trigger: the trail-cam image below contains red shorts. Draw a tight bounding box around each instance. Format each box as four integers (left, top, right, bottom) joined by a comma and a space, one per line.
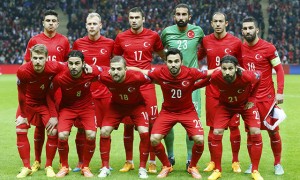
58, 107, 97, 132
94, 97, 111, 127
141, 88, 158, 124
151, 109, 204, 138
16, 104, 51, 129
213, 104, 261, 129
206, 96, 240, 127
102, 103, 148, 129
257, 100, 279, 131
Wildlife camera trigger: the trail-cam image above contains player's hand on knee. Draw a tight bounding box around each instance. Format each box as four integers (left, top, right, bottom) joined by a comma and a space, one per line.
46, 117, 58, 134
15, 115, 28, 126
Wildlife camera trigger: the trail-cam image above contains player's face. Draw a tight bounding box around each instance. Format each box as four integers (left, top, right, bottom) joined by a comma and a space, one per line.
86, 16, 102, 37
31, 52, 47, 73
129, 12, 144, 31
242, 22, 259, 43
43, 15, 59, 32
110, 62, 126, 83
174, 7, 191, 27
211, 14, 228, 34
221, 62, 237, 83
166, 54, 182, 76
68, 57, 83, 78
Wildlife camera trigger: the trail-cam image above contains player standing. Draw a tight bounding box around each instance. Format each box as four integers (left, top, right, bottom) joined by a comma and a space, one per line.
113, 7, 165, 173
197, 12, 243, 172
72, 12, 114, 172
241, 16, 285, 176
51, 50, 98, 177
97, 56, 151, 179
206, 55, 264, 180
16, 44, 65, 178
23, 10, 70, 173
160, 3, 205, 168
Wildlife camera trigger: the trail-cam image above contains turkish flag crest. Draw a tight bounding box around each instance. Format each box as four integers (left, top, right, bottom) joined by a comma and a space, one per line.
187, 30, 195, 38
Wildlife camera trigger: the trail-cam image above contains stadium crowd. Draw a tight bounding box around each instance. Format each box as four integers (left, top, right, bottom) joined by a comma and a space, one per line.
1, 0, 298, 65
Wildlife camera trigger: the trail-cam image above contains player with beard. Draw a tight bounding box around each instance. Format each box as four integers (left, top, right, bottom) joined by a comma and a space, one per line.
207, 55, 263, 180
129, 48, 216, 179
160, 3, 205, 169
23, 10, 70, 174
196, 12, 243, 173
72, 12, 114, 172
96, 56, 151, 179
50, 50, 99, 178
113, 7, 165, 173
16, 44, 65, 178
241, 16, 285, 176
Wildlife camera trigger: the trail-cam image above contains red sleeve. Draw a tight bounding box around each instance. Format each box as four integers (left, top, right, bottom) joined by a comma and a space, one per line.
113, 35, 123, 55
193, 77, 210, 90
24, 38, 36, 62
248, 71, 261, 103
17, 72, 27, 117
197, 41, 206, 61
273, 64, 284, 94
154, 33, 164, 52
47, 76, 60, 117
63, 39, 71, 61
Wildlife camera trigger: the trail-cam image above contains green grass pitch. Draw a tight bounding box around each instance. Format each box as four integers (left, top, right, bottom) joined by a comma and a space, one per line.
0, 74, 299, 179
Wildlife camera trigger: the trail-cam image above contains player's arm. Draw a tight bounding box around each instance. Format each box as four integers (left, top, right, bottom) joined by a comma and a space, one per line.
127, 66, 150, 76
156, 49, 166, 61
245, 71, 261, 110
16, 72, 29, 125
273, 63, 284, 104
197, 41, 207, 61
47, 76, 60, 118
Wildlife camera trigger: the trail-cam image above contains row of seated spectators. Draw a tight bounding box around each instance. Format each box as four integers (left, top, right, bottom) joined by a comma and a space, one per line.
1, 0, 298, 65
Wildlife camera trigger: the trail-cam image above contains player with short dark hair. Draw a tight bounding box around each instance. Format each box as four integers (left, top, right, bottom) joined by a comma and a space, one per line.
130, 48, 216, 179
50, 50, 99, 178
241, 16, 285, 176
72, 12, 114, 172
160, 3, 205, 168
207, 55, 263, 180
197, 11, 243, 173
113, 6, 165, 173
16, 44, 65, 178
97, 56, 151, 179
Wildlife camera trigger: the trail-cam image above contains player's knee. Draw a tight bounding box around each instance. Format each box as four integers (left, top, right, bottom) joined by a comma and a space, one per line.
192, 135, 204, 145
249, 127, 261, 135
58, 132, 69, 140
268, 130, 278, 136
47, 128, 57, 136
100, 126, 112, 137
85, 130, 96, 140
213, 128, 224, 135
150, 134, 162, 146
137, 126, 148, 134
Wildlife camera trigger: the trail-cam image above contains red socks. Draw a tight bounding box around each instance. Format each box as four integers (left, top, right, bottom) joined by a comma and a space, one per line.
152, 142, 171, 167
100, 136, 111, 168
250, 134, 263, 172
58, 139, 69, 167
82, 139, 95, 167
34, 126, 45, 163
45, 135, 57, 167
229, 126, 241, 162
123, 124, 134, 161
75, 131, 85, 163
189, 143, 204, 167
270, 132, 282, 165
208, 128, 214, 162
17, 132, 31, 168
211, 134, 223, 171
139, 132, 149, 168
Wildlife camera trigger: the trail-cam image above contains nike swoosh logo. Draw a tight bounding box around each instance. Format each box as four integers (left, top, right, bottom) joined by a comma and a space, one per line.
125, 44, 131, 47
29, 81, 37, 83
81, 50, 88, 52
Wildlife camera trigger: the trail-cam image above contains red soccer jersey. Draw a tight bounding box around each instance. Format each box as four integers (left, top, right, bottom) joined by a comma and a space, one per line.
148, 66, 208, 113
52, 66, 99, 110
17, 61, 65, 117
211, 70, 261, 108
98, 70, 150, 105
198, 33, 243, 97
24, 33, 70, 62
73, 36, 114, 99
113, 28, 164, 91
242, 39, 280, 101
